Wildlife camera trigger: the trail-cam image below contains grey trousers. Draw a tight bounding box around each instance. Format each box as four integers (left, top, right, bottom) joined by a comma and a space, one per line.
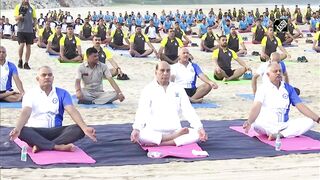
19, 124, 85, 150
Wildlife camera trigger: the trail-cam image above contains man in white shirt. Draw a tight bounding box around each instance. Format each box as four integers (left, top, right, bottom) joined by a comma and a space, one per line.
145, 19, 162, 43
130, 61, 208, 146
243, 62, 319, 140
9, 66, 97, 153
171, 48, 218, 103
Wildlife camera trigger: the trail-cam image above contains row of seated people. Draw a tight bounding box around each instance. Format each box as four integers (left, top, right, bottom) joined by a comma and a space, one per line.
4, 59, 320, 153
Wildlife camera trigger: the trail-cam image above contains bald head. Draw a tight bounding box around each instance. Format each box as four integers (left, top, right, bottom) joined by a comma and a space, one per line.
0, 46, 7, 61
270, 52, 281, 63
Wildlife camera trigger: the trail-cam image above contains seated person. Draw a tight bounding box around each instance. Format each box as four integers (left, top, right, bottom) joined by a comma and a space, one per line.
200, 25, 219, 52
275, 31, 296, 46
93, 18, 108, 44
312, 26, 320, 53
163, 16, 173, 33
9, 66, 97, 153
243, 62, 319, 140
309, 12, 318, 32
221, 19, 231, 36
238, 16, 251, 33
171, 48, 218, 103
173, 22, 192, 46
260, 27, 291, 62
75, 47, 125, 104
80, 18, 93, 40
129, 26, 158, 58
88, 35, 128, 78
252, 52, 289, 95
47, 24, 64, 55
158, 28, 184, 64
130, 61, 208, 146
145, 19, 162, 43
109, 23, 130, 50
294, 8, 305, 25
251, 19, 266, 44
212, 35, 250, 81
227, 26, 247, 56
287, 17, 303, 39
2, 18, 13, 39
0, 46, 24, 102
198, 19, 208, 38
37, 21, 55, 48
59, 24, 83, 63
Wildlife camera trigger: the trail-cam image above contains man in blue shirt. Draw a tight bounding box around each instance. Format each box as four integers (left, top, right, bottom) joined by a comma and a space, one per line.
9, 66, 97, 153
0, 46, 25, 102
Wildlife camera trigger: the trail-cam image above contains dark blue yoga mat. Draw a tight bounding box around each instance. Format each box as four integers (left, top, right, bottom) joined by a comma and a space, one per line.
1, 120, 319, 169
192, 102, 220, 109
0, 102, 22, 108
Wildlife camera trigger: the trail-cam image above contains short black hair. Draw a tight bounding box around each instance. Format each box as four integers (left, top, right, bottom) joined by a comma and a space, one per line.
66, 24, 73, 28
219, 35, 227, 39
86, 47, 98, 56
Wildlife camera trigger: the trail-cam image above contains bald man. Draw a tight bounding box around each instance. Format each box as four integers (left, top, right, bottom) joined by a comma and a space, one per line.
0, 46, 25, 102
9, 66, 97, 153
171, 48, 218, 103
244, 62, 319, 140
130, 61, 208, 146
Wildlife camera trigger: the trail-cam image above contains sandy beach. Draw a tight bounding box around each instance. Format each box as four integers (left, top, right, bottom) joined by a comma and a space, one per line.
0, 4, 319, 180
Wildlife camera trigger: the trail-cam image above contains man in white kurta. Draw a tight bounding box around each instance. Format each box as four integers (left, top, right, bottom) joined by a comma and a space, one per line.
243, 62, 319, 140
130, 61, 207, 146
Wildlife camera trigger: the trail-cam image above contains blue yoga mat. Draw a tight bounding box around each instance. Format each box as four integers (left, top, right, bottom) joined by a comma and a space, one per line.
1, 120, 319, 169
192, 102, 220, 109
71, 95, 117, 109
304, 49, 318, 53
283, 44, 298, 47
0, 102, 22, 108
236, 93, 311, 103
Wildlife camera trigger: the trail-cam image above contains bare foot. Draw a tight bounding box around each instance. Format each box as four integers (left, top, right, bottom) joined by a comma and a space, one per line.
32, 145, 39, 153
268, 133, 283, 141
54, 143, 75, 152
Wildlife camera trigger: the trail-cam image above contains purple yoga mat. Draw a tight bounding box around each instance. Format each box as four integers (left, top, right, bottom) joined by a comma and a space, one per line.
230, 126, 320, 151
141, 143, 208, 159
14, 138, 96, 165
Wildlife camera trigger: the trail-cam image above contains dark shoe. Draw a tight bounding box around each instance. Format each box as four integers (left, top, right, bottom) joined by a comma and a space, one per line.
301, 56, 308, 62
117, 73, 130, 80
191, 43, 198, 47
78, 100, 93, 104
307, 34, 313, 37
297, 57, 302, 62
306, 39, 313, 44
23, 62, 31, 69
18, 60, 23, 69
294, 87, 300, 96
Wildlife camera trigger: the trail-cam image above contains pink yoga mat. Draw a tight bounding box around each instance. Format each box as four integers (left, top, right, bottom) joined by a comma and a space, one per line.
141, 143, 208, 159
230, 126, 320, 151
14, 138, 96, 165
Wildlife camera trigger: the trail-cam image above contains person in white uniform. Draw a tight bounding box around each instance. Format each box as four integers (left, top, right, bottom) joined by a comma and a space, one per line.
243, 62, 319, 140
130, 61, 208, 146
171, 47, 218, 103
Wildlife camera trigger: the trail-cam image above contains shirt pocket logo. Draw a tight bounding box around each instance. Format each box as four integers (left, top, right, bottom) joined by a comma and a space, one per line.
282, 93, 288, 99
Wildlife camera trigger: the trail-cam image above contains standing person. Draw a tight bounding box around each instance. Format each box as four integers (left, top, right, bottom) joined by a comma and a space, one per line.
0, 46, 25, 102
9, 66, 97, 153
14, 0, 37, 69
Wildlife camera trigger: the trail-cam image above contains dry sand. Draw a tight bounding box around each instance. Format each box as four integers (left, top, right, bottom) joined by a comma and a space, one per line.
0, 4, 319, 180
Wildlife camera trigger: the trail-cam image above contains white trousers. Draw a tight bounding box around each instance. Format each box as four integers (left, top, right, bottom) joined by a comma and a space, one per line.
253, 117, 315, 138
138, 128, 199, 146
